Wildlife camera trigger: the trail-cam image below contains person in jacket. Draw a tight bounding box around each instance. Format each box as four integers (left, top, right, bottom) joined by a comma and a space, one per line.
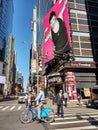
55, 89, 64, 118
35, 87, 45, 120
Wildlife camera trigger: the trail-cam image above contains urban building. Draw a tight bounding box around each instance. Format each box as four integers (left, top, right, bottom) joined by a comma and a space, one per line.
36, 0, 53, 45
0, 0, 13, 96
33, 0, 54, 93
6, 33, 16, 95
37, 0, 98, 100
16, 70, 23, 93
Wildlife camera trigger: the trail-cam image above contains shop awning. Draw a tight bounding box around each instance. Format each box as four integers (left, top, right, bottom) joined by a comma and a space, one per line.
0, 76, 6, 84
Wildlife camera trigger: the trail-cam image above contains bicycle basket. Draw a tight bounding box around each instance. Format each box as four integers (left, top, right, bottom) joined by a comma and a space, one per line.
41, 108, 52, 118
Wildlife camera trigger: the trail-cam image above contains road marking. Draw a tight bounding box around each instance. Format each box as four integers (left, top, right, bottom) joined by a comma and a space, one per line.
55, 112, 98, 117
1, 106, 10, 111
18, 105, 22, 110
0, 106, 3, 108
55, 125, 98, 130
10, 106, 16, 110
50, 119, 98, 125
55, 115, 98, 121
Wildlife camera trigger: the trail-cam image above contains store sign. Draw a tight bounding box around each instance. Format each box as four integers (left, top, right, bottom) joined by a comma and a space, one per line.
48, 76, 62, 84
64, 62, 96, 68
47, 72, 63, 84
71, 63, 91, 67
47, 72, 62, 78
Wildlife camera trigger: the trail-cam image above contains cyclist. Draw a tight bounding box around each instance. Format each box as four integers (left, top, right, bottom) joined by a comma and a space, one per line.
35, 87, 45, 120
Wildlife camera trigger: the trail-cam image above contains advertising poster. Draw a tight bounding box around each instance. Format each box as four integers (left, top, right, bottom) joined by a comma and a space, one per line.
31, 59, 37, 73
43, 0, 72, 64
84, 88, 91, 97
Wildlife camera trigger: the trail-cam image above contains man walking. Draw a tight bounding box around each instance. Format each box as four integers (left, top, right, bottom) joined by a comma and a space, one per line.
55, 89, 64, 118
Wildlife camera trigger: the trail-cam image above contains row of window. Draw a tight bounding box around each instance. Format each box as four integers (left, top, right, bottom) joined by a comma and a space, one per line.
68, 0, 98, 5
71, 18, 98, 26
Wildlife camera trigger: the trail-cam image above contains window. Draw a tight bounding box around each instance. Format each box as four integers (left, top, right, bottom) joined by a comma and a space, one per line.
76, 0, 85, 4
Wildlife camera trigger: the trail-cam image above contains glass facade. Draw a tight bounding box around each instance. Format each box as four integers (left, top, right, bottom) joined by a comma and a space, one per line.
36, 0, 53, 45
0, 0, 13, 61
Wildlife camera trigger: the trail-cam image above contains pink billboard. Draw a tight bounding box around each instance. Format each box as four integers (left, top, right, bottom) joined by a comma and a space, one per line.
43, 0, 72, 64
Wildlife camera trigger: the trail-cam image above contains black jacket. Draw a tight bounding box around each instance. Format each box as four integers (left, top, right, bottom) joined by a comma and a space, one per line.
55, 93, 64, 105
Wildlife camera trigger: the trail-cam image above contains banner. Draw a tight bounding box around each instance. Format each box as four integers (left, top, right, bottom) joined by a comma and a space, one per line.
43, 0, 72, 64
31, 59, 37, 73
84, 88, 91, 97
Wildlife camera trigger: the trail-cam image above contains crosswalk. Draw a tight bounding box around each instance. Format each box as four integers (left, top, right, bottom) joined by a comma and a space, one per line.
47, 111, 98, 130
0, 105, 23, 111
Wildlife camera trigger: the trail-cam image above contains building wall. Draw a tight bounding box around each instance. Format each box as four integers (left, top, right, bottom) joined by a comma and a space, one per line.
68, 0, 98, 61
37, 0, 98, 99
0, 0, 13, 51
36, 0, 53, 45
0, 0, 13, 95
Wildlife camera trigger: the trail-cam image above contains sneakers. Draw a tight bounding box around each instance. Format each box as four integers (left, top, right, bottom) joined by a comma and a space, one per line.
61, 115, 64, 118
37, 119, 42, 123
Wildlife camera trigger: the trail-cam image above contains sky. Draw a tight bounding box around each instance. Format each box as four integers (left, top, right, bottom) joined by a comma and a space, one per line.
12, 0, 36, 91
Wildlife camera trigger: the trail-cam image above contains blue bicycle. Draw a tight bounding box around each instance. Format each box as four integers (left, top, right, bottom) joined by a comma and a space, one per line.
19, 102, 55, 124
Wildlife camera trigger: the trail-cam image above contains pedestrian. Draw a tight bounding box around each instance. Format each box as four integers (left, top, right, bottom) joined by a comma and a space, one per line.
77, 93, 81, 105
24, 93, 28, 108
55, 89, 64, 118
35, 87, 45, 120
28, 92, 32, 106
52, 93, 55, 105
63, 92, 68, 107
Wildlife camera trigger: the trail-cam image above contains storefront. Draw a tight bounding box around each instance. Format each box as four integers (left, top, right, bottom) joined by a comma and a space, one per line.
60, 61, 97, 99
46, 61, 97, 100
47, 72, 64, 95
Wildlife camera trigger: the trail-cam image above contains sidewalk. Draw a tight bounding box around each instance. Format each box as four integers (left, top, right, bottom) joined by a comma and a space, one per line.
45, 98, 88, 111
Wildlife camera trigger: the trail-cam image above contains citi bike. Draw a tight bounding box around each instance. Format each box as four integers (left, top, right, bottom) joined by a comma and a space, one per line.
19, 101, 55, 124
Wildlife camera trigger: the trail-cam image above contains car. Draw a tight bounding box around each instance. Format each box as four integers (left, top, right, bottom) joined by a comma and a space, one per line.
18, 92, 27, 103
87, 98, 98, 108
0, 95, 3, 101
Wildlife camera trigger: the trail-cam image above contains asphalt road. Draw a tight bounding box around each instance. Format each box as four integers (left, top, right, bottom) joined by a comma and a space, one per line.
0, 99, 44, 130
1, 98, 98, 130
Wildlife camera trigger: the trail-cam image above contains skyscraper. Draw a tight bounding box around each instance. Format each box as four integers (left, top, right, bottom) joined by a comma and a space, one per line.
0, 0, 13, 95
0, 0, 13, 50
36, 0, 53, 45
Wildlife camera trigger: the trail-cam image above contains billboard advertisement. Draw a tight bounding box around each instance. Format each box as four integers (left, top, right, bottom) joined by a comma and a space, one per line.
31, 59, 37, 73
43, 0, 72, 64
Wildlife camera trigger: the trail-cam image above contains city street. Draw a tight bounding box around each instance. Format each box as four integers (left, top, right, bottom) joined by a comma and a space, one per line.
44, 107, 98, 130
0, 99, 44, 130
0, 99, 98, 130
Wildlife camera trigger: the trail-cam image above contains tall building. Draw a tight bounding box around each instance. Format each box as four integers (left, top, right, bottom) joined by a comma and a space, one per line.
64, 0, 98, 99
30, 1, 53, 93
0, 0, 13, 95
16, 70, 23, 92
36, 0, 53, 45
37, 0, 98, 100
0, 0, 13, 53
6, 33, 16, 94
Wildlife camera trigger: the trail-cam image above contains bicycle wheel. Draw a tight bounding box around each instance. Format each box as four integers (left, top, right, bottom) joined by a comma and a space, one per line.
44, 110, 55, 123
20, 109, 33, 124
